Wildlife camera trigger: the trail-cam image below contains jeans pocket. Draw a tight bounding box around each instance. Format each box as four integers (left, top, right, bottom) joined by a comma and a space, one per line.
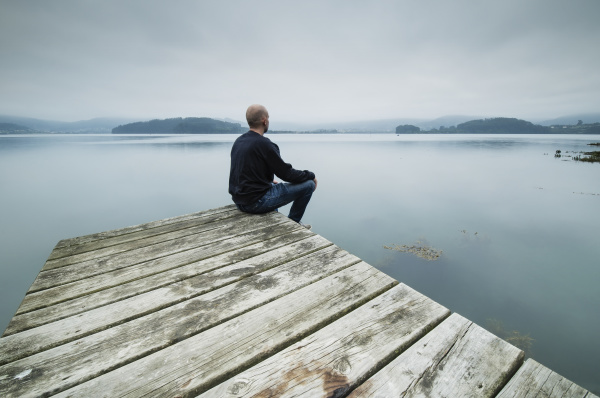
255, 197, 266, 208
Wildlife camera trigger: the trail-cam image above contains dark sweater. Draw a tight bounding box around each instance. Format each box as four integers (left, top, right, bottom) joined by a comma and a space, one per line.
229, 131, 315, 205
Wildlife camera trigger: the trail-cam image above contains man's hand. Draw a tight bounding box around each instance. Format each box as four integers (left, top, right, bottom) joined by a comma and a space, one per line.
313, 178, 318, 191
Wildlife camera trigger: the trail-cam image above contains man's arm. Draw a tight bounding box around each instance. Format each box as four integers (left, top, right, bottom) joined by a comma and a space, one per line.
262, 141, 315, 184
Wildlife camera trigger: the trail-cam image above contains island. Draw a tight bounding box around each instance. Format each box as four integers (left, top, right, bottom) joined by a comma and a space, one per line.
396, 117, 600, 135
112, 117, 245, 134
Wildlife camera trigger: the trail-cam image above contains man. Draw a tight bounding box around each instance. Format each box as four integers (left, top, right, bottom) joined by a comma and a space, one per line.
229, 104, 317, 226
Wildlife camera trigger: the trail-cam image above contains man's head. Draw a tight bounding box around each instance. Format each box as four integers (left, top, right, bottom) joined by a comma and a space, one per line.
246, 104, 269, 134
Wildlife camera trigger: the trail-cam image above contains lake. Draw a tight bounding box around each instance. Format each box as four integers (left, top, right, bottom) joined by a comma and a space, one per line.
1, 133, 599, 393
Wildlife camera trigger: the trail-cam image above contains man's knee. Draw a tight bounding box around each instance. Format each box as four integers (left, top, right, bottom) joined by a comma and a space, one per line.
296, 180, 315, 197
304, 179, 315, 192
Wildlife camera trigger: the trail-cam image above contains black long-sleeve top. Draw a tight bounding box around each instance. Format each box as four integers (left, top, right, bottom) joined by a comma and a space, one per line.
229, 131, 315, 205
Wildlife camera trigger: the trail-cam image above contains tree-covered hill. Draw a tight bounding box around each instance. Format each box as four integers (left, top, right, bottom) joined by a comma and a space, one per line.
456, 118, 550, 134
395, 125, 420, 134
395, 117, 600, 134
112, 117, 245, 134
0, 123, 36, 134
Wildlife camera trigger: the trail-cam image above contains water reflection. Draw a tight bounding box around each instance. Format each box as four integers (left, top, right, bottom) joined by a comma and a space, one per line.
0, 134, 599, 393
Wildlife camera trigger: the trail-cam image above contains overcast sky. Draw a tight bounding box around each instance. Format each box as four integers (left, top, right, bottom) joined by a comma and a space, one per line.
1, 0, 599, 123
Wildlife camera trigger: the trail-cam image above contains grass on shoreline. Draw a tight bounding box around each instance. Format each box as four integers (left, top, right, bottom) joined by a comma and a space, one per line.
553, 143, 600, 163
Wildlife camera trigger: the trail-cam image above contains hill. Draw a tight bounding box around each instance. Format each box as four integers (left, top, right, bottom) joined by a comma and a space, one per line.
456, 118, 550, 134
0, 122, 36, 134
112, 117, 245, 134
538, 113, 600, 126
395, 117, 600, 134
0, 115, 136, 133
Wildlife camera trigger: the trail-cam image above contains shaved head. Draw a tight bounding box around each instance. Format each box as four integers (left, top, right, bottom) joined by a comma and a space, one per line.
246, 104, 269, 129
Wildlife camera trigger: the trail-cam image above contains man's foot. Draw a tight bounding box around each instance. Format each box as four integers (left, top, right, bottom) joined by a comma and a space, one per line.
299, 222, 312, 230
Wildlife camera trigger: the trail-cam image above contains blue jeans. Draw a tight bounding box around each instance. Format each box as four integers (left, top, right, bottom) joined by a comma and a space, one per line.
237, 180, 315, 223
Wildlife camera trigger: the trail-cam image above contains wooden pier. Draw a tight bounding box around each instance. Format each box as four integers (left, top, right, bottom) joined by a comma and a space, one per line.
0, 205, 596, 397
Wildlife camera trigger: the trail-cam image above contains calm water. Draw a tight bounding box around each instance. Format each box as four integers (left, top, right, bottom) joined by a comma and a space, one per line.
1, 133, 599, 392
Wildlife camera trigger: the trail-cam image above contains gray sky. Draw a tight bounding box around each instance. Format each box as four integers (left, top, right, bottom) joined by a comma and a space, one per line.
1, 0, 599, 123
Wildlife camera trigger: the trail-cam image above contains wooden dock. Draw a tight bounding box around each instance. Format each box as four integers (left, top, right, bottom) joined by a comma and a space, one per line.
0, 205, 596, 397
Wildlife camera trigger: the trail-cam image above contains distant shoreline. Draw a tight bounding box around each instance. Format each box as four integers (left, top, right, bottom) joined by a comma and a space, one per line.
3, 131, 600, 136
3, 114, 600, 135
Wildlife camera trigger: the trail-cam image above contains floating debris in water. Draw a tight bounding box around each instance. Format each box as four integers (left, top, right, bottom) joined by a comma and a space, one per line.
383, 241, 443, 261
573, 150, 600, 163
460, 229, 481, 238
457, 229, 491, 247
552, 144, 600, 163
573, 191, 600, 196
485, 318, 534, 356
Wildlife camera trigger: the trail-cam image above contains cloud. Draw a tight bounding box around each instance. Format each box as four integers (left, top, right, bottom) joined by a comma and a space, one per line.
1, 0, 599, 122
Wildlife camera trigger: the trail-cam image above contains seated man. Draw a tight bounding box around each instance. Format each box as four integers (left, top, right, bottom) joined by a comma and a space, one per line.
228, 104, 317, 226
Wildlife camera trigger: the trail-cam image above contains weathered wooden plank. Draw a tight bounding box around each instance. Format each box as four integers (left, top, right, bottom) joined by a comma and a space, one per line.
47, 207, 240, 261
199, 283, 451, 398
14, 221, 309, 317
497, 358, 597, 398
348, 312, 524, 398
6, 227, 318, 335
0, 245, 360, 397
43, 209, 248, 270
30, 211, 286, 292
54, 204, 236, 249
53, 262, 398, 398
0, 234, 332, 362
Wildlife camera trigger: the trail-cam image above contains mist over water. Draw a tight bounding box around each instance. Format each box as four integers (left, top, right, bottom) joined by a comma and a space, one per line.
1, 134, 599, 393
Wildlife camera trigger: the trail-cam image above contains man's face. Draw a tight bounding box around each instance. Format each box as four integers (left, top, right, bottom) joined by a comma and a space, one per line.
263, 113, 269, 133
